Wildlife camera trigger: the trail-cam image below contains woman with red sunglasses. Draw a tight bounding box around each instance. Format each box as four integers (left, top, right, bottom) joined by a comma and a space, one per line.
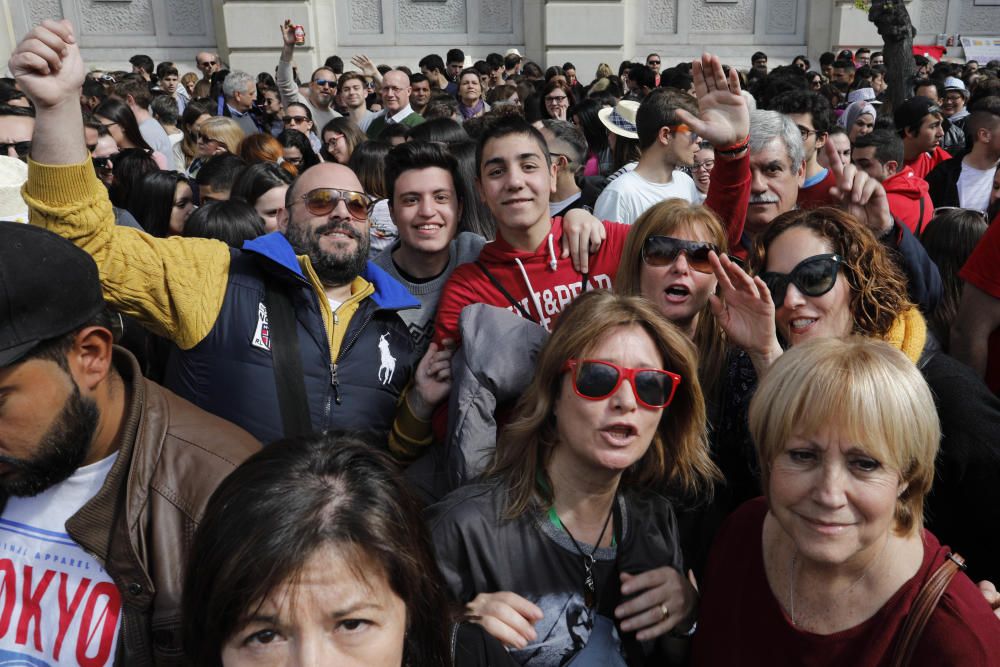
428, 290, 719, 665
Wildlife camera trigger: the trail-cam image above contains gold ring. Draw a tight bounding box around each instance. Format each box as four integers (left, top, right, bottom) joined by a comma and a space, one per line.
660, 603, 669, 619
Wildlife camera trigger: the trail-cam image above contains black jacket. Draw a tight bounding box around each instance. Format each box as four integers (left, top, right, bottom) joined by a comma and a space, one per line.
925, 156, 963, 209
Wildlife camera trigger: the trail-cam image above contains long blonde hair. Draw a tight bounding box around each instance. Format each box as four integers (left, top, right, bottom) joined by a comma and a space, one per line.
615, 199, 730, 405
489, 290, 720, 519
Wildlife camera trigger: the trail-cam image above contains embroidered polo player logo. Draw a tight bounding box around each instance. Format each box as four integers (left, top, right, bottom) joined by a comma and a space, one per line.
377, 333, 396, 385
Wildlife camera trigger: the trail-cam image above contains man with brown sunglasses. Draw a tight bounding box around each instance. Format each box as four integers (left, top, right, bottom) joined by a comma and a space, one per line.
13, 19, 420, 445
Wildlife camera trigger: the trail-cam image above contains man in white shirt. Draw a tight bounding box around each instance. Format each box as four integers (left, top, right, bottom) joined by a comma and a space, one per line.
594, 88, 702, 224
926, 100, 1000, 213
366, 70, 426, 139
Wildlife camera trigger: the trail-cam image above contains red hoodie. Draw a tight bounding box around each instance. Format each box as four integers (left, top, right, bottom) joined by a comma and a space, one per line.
432, 154, 752, 346
883, 166, 934, 235
433, 217, 630, 346
905, 145, 951, 180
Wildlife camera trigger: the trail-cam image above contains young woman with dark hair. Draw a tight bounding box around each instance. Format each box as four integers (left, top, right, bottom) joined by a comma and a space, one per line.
181, 199, 265, 247
127, 170, 195, 237
110, 147, 158, 209
277, 128, 320, 170
568, 98, 611, 176
93, 96, 169, 167
319, 116, 367, 164
229, 162, 295, 233
348, 140, 396, 255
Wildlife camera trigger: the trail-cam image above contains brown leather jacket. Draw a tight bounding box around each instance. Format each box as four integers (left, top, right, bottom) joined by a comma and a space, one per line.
56, 348, 260, 665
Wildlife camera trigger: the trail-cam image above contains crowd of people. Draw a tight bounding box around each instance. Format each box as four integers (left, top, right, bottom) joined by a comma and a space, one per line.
1, 15, 999, 666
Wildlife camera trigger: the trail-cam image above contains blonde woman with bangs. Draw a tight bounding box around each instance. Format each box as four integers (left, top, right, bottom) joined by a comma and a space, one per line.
429, 290, 719, 665
708, 205, 1000, 587
692, 337, 1000, 666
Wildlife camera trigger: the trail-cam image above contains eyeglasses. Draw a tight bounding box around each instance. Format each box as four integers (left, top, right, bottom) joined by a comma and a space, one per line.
325, 134, 345, 148
668, 123, 699, 142
761, 253, 843, 308
562, 359, 681, 409
641, 236, 719, 274
797, 126, 818, 140
693, 159, 715, 172
545, 95, 568, 104
198, 60, 217, 68
284, 116, 310, 124
313, 79, 335, 88
194, 133, 219, 143
0, 141, 31, 158
647, 60, 661, 65
289, 188, 374, 220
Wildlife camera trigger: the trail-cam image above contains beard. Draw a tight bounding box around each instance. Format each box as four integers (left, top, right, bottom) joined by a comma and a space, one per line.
284, 216, 370, 287
0, 383, 99, 498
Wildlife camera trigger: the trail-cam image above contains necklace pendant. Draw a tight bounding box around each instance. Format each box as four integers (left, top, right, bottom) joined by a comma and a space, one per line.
583, 555, 596, 608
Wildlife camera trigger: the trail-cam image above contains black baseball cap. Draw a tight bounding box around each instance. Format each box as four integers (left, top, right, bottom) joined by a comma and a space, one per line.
894, 96, 942, 132
0, 223, 105, 366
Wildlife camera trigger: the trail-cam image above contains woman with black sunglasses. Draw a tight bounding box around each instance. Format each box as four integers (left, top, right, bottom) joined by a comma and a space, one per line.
428, 290, 719, 665
615, 200, 761, 579
710, 206, 1000, 587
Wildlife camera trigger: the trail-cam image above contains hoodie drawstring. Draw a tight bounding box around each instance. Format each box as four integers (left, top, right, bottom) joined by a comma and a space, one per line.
515, 256, 550, 331
546, 233, 558, 271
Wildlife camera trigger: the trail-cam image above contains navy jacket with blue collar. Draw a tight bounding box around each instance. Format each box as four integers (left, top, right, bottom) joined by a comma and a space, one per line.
162, 232, 420, 444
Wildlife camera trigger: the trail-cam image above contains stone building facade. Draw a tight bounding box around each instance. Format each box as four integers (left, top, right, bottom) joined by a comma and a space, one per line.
3, 0, 998, 81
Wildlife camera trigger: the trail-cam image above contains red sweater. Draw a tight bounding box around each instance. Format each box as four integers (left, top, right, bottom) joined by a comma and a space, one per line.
692, 498, 1000, 667
797, 167, 838, 209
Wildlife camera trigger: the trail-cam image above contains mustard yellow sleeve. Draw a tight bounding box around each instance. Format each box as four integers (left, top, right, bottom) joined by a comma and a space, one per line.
388, 383, 435, 463
23, 159, 231, 350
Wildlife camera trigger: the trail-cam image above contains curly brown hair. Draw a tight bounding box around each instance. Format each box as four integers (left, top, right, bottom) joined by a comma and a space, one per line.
747, 207, 913, 338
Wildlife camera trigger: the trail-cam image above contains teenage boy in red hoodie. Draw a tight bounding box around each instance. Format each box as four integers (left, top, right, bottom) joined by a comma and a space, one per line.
434, 53, 752, 347
852, 129, 935, 235
894, 96, 950, 179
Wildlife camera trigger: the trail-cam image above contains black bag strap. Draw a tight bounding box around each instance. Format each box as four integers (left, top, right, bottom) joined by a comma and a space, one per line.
916, 196, 927, 236
475, 261, 537, 323
264, 280, 313, 438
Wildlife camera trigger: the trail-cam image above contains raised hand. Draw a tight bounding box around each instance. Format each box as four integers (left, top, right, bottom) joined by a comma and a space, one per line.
9, 19, 84, 110
825, 138, 893, 236
280, 19, 297, 47
674, 53, 749, 151
707, 251, 783, 374
350, 54, 379, 79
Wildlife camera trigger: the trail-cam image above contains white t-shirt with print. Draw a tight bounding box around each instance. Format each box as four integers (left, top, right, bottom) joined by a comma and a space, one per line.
0, 453, 121, 665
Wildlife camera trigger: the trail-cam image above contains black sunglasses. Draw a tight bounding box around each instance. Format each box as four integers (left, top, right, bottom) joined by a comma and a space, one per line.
761, 253, 843, 308
92, 154, 118, 171
641, 236, 719, 274
0, 141, 31, 158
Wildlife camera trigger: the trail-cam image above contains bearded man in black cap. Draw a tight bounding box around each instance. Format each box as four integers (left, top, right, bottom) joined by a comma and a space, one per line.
0, 222, 258, 664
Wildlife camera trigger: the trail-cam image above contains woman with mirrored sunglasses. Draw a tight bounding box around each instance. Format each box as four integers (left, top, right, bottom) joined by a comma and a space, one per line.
708, 206, 1000, 586
616, 199, 761, 577
429, 290, 720, 666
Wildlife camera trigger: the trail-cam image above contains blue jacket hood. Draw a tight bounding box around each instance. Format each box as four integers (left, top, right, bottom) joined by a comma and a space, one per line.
241, 232, 419, 311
